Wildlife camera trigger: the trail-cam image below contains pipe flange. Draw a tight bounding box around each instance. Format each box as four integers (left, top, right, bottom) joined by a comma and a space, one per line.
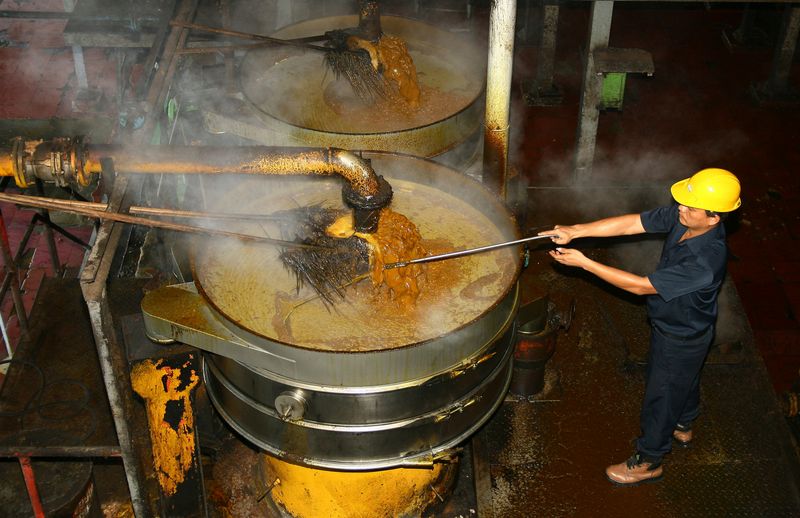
71, 136, 90, 186
342, 174, 393, 233
45, 137, 73, 187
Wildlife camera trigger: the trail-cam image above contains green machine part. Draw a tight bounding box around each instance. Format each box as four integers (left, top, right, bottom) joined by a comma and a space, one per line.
601, 72, 627, 110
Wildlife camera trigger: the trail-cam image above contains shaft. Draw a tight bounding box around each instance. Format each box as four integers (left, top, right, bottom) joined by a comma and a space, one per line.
384, 235, 556, 269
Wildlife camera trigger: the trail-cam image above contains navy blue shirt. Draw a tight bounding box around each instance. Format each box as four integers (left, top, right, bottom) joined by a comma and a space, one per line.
640, 205, 728, 337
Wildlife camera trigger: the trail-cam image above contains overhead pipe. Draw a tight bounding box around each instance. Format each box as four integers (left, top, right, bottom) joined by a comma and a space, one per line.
0, 138, 392, 233
482, 0, 517, 200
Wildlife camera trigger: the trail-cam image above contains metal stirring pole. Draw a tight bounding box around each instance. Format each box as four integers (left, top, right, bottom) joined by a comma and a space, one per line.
383, 234, 557, 269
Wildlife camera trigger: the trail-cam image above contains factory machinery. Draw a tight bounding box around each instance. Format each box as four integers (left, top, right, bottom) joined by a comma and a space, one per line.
2, 1, 800, 517
0, 1, 531, 516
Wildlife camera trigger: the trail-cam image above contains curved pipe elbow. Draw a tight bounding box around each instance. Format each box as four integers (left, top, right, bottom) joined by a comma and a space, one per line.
325, 148, 380, 197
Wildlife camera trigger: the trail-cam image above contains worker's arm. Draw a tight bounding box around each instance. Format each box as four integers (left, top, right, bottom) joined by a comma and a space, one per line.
548, 248, 657, 296
538, 214, 646, 245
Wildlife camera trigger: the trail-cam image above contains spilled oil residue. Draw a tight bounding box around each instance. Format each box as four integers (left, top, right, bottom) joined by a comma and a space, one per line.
131, 358, 199, 496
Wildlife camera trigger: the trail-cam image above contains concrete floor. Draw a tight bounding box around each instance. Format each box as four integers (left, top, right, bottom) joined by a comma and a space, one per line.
475, 240, 800, 516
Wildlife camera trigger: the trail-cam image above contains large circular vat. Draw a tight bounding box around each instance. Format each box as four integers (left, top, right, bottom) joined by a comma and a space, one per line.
230, 16, 485, 158
142, 153, 520, 470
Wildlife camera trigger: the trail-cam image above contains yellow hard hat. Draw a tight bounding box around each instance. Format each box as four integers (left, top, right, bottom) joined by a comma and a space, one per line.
670, 168, 742, 213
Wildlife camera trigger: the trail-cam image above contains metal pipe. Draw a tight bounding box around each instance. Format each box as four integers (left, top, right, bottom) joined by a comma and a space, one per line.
1, 140, 384, 199
168, 20, 328, 51
1, 139, 392, 232
482, 0, 517, 199
358, 0, 382, 41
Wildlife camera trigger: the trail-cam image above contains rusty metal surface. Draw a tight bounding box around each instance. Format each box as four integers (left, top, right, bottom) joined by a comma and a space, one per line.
594, 47, 655, 75
0, 278, 118, 448
474, 252, 800, 516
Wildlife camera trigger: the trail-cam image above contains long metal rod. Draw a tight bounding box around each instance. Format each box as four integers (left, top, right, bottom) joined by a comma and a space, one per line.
0, 445, 122, 457
169, 20, 328, 50
0, 192, 318, 249
0, 193, 293, 222
383, 235, 555, 270
128, 205, 289, 221
19, 457, 46, 518
176, 41, 277, 54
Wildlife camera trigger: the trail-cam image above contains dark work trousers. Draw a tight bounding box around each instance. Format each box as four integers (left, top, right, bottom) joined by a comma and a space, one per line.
636, 326, 713, 461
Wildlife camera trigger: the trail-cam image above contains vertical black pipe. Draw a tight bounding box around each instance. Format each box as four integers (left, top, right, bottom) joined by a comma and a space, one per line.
34, 180, 61, 276
358, 0, 382, 41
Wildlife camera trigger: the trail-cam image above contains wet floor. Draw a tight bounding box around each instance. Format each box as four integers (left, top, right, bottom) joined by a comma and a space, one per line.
475, 4, 800, 513
473, 243, 800, 516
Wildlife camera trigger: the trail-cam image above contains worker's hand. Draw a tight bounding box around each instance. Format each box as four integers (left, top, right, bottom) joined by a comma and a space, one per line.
539, 225, 577, 245
548, 247, 588, 268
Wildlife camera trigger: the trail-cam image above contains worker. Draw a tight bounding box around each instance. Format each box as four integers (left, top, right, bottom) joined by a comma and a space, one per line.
539, 168, 742, 486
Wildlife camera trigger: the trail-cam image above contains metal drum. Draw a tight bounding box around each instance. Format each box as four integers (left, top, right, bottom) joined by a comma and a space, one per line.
142, 153, 520, 470
204, 16, 484, 161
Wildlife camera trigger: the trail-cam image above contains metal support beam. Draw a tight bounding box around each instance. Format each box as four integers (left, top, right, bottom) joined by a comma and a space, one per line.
573, 1, 614, 183
79, 0, 199, 515
482, 0, 517, 199
722, 3, 761, 49
71, 45, 89, 90
80, 174, 156, 517
766, 5, 800, 94
535, 2, 560, 93
750, 4, 800, 102
521, 1, 562, 107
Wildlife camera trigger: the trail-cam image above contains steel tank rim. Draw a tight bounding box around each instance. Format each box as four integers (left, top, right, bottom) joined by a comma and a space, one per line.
194, 280, 518, 387
201, 288, 516, 400
238, 15, 485, 156
237, 103, 484, 158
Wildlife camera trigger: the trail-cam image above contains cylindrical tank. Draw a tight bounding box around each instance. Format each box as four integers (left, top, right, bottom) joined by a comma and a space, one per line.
204, 16, 485, 168
511, 297, 557, 396
142, 153, 521, 470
